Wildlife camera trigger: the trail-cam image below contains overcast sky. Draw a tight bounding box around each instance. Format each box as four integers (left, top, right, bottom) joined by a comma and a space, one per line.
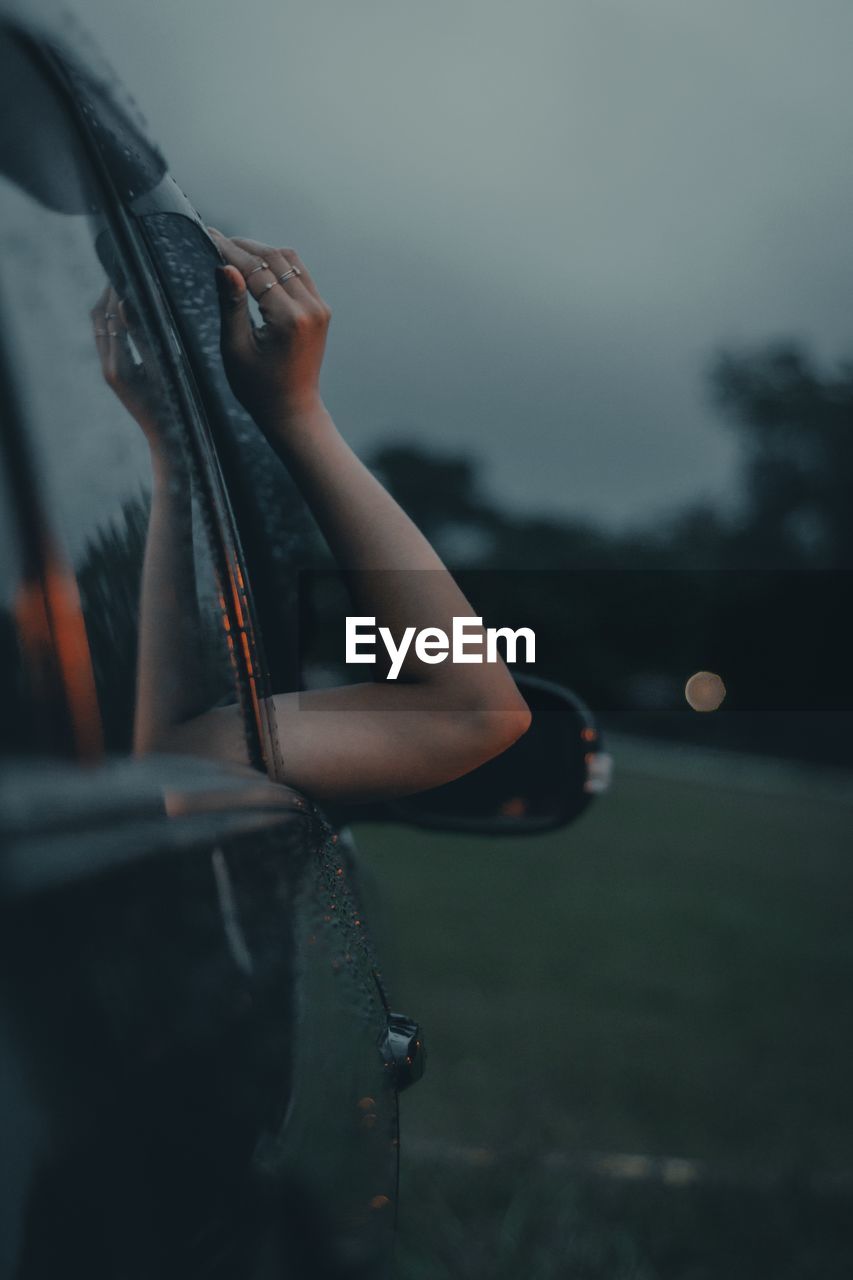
72, 0, 853, 527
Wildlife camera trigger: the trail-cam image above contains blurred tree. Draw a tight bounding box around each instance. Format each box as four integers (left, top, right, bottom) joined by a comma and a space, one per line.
76, 492, 148, 751
370, 443, 489, 543
711, 342, 853, 568
368, 441, 634, 570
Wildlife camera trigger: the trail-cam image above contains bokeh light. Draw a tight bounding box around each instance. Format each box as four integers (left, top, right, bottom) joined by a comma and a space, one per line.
685, 670, 726, 712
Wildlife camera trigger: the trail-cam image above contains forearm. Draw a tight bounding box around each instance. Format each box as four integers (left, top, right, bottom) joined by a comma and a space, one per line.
133, 447, 206, 753
268, 400, 522, 706
276, 402, 444, 573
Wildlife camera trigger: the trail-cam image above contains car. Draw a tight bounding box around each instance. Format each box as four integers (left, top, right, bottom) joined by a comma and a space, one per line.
0, 4, 610, 1276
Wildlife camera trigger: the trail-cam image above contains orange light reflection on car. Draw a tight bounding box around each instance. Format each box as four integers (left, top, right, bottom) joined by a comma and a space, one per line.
15, 562, 103, 761
222, 554, 263, 745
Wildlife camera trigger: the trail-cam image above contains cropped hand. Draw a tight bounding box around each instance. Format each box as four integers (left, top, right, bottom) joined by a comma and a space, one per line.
210, 230, 331, 435
91, 285, 167, 448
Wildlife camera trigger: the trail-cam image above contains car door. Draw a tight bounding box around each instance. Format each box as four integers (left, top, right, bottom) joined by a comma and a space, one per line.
0, 17, 398, 1279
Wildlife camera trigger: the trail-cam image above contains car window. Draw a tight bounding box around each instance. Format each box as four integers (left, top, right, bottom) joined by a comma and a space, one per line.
0, 31, 247, 760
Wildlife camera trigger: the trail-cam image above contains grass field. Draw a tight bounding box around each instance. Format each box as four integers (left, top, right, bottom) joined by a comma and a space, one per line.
352, 737, 853, 1277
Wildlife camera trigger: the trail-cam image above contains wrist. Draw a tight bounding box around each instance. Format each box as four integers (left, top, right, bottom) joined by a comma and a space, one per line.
147, 434, 189, 486
264, 397, 338, 457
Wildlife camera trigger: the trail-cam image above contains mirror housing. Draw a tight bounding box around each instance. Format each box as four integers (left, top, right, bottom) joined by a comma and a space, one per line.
381, 675, 611, 836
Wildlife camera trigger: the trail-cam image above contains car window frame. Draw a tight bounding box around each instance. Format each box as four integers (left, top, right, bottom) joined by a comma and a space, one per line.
128, 194, 314, 700
111, 207, 288, 779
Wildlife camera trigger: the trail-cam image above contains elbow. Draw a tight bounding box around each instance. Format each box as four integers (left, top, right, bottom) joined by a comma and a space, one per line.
467, 695, 532, 767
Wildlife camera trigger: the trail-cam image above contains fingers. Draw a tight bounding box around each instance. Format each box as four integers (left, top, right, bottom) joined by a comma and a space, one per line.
236, 241, 310, 305
117, 295, 141, 340
117, 297, 146, 358
90, 286, 111, 361
91, 286, 122, 335
214, 265, 255, 360
91, 286, 138, 388
91, 285, 121, 359
209, 230, 329, 324
232, 237, 327, 317
210, 230, 271, 296
209, 230, 299, 316
229, 236, 320, 304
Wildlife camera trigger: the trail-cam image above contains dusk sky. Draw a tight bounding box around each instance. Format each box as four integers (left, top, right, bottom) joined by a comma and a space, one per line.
74, 0, 853, 527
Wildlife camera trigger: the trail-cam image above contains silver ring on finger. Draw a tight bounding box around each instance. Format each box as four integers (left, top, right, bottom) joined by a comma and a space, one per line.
107, 329, 119, 337
95, 328, 108, 336
259, 278, 277, 295
277, 267, 299, 284
246, 260, 269, 278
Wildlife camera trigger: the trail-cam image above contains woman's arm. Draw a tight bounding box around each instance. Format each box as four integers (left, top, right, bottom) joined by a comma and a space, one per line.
210, 231, 530, 800
92, 288, 242, 760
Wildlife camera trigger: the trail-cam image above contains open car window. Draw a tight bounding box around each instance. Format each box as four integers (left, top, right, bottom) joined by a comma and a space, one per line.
0, 29, 249, 762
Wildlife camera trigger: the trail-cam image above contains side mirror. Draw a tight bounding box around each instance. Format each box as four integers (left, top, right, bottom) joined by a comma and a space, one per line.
386, 675, 611, 836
